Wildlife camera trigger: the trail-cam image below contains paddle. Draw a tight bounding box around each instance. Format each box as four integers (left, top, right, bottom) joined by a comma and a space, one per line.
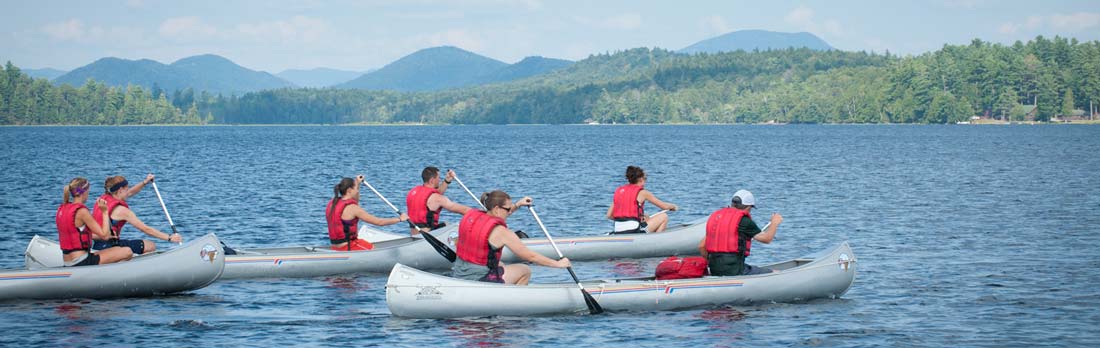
450, 172, 486, 210
361, 178, 457, 263
150, 179, 182, 246
528, 206, 604, 315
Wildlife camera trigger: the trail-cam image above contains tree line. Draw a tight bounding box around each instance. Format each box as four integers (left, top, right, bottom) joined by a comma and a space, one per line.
2, 36, 1097, 125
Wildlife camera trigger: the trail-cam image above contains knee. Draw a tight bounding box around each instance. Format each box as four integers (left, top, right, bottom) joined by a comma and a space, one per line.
144, 241, 157, 253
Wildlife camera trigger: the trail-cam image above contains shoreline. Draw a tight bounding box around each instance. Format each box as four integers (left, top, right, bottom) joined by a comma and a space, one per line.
2, 121, 1098, 127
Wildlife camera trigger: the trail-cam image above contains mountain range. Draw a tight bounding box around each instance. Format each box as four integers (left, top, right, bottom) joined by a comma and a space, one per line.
44, 29, 830, 94
53, 54, 293, 94
23, 68, 68, 80
679, 29, 832, 54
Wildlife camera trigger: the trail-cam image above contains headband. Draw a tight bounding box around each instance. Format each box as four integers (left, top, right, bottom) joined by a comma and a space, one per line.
108, 180, 129, 193
70, 182, 90, 196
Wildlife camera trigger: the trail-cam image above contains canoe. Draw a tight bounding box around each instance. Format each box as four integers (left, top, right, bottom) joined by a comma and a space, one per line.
218, 233, 454, 279
24, 226, 458, 280
2, 233, 225, 301
385, 242, 857, 318
365, 218, 711, 262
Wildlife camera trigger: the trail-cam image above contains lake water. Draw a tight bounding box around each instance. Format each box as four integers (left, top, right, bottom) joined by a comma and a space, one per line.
1, 125, 1098, 347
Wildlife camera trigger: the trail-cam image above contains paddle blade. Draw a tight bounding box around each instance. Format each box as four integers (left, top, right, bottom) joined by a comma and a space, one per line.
418, 227, 457, 263
581, 289, 604, 315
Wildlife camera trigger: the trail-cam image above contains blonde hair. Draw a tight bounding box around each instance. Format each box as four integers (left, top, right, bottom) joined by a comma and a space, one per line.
104, 175, 127, 194
63, 177, 90, 203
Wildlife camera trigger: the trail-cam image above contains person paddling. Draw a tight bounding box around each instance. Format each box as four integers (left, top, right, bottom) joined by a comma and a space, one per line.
452, 190, 571, 285
57, 177, 133, 267
698, 190, 783, 276
92, 174, 182, 255
607, 166, 678, 233
327, 175, 409, 251
405, 167, 472, 235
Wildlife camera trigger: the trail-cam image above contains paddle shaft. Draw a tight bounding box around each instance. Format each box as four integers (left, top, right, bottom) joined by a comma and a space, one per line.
150, 181, 181, 242
361, 179, 421, 230
528, 207, 581, 283
451, 173, 486, 210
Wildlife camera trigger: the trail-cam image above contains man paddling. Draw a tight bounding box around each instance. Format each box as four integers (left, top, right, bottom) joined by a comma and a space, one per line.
698, 190, 783, 276
405, 167, 472, 235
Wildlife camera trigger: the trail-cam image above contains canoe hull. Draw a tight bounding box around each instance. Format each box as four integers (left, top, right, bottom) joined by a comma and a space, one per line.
220, 231, 454, 280
386, 242, 857, 319
2, 233, 225, 301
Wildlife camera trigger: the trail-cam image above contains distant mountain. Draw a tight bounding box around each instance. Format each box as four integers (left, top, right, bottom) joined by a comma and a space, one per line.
480, 56, 573, 84
679, 29, 833, 54
54, 54, 293, 94
23, 68, 68, 80
277, 68, 366, 88
338, 46, 508, 91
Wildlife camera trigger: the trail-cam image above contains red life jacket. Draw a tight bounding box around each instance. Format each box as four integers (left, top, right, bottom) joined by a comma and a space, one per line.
326, 199, 360, 245
56, 202, 92, 253
611, 184, 645, 221
655, 256, 709, 280
705, 207, 752, 256
406, 185, 443, 228
456, 209, 506, 267
92, 194, 129, 237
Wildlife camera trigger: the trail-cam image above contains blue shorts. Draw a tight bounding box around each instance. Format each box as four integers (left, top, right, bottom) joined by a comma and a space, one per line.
93, 239, 146, 255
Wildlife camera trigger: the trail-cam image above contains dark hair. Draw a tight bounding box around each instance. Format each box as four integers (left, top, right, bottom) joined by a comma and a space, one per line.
731, 196, 751, 210
421, 167, 440, 183
625, 166, 645, 184
328, 177, 356, 220
479, 190, 511, 210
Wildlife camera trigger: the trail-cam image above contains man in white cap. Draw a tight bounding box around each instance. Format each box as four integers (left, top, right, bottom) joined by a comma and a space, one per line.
698, 189, 783, 276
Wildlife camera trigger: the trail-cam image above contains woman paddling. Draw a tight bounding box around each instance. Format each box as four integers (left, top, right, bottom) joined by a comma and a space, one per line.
57, 178, 133, 266
607, 166, 678, 233
452, 190, 571, 285
327, 175, 409, 251
92, 174, 182, 255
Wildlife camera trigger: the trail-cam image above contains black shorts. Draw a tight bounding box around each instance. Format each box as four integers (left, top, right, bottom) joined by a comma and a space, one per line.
67, 253, 100, 267
93, 239, 146, 255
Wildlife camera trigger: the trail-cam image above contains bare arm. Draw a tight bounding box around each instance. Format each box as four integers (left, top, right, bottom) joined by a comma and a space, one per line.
640, 190, 678, 211
115, 206, 172, 241
605, 204, 614, 220
437, 170, 455, 194
78, 203, 112, 240
347, 205, 406, 226
430, 194, 471, 215
698, 238, 708, 258
123, 174, 155, 200
753, 214, 783, 244
492, 226, 569, 268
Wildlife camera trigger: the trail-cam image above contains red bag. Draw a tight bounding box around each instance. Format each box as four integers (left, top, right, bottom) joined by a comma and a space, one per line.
655, 256, 708, 280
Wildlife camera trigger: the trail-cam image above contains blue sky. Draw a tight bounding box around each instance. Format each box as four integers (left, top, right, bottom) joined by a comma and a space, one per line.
3, 0, 1099, 72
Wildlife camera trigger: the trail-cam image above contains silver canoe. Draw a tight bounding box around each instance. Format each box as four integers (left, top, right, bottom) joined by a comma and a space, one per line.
218, 226, 459, 279
2, 233, 225, 301
364, 218, 710, 262
386, 242, 857, 319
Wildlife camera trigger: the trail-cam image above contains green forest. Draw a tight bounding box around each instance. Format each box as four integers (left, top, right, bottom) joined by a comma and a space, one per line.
2, 36, 1098, 125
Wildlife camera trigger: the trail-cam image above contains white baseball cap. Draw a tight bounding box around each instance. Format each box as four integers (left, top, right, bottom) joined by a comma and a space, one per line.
732, 189, 755, 206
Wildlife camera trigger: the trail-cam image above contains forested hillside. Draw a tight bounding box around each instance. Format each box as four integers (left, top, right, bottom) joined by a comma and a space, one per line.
2, 36, 1097, 125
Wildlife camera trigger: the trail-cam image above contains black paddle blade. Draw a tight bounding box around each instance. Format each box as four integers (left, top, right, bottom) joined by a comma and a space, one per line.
581, 289, 604, 315
417, 227, 457, 263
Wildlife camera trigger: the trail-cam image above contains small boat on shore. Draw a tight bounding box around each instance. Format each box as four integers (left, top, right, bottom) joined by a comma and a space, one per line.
365, 218, 710, 262
3, 233, 225, 301
385, 242, 856, 319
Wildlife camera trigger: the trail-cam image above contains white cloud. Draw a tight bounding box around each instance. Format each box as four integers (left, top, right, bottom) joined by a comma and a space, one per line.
998, 23, 1018, 34
159, 16, 217, 39
702, 15, 732, 36
603, 13, 642, 30
1025, 15, 1043, 29
234, 15, 331, 43
126, 0, 145, 8
1047, 12, 1100, 30
783, 5, 843, 36
42, 19, 84, 41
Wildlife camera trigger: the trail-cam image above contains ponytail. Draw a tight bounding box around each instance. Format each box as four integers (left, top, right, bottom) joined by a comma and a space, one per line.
328, 177, 356, 220
480, 190, 511, 210
64, 177, 90, 204
625, 166, 645, 184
